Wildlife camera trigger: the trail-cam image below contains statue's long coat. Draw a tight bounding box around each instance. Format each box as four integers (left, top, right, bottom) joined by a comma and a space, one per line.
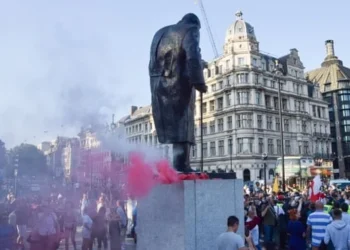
149, 21, 205, 144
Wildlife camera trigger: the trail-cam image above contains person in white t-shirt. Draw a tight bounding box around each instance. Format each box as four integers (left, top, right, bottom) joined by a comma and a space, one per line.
82, 207, 93, 250
246, 208, 261, 250
216, 215, 255, 250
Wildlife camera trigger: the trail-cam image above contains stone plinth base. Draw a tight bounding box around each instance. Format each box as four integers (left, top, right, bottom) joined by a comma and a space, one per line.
136, 179, 244, 250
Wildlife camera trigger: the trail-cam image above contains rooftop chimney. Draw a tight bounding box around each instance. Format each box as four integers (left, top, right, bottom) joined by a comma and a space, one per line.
130, 106, 138, 115
325, 40, 335, 57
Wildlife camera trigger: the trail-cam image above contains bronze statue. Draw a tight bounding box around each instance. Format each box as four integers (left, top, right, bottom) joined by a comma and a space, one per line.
149, 13, 207, 172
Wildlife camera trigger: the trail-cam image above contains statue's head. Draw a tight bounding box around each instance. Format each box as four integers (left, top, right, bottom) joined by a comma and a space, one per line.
178, 13, 201, 28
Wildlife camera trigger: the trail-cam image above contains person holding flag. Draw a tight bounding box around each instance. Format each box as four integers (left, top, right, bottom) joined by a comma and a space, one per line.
309, 175, 322, 202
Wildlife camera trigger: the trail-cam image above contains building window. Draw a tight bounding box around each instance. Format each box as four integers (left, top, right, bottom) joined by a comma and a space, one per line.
263, 78, 268, 86
256, 91, 261, 105
207, 69, 211, 78
238, 57, 245, 65
191, 145, 196, 158
145, 123, 148, 132
268, 139, 274, 155
217, 97, 223, 110
236, 113, 253, 128
211, 84, 216, 92
227, 116, 232, 130
226, 60, 230, 71
237, 138, 253, 153
237, 73, 248, 83
218, 140, 224, 156
258, 138, 264, 154
203, 143, 208, 158
226, 93, 231, 107
210, 100, 215, 111
219, 65, 223, 74
273, 97, 279, 110
203, 122, 207, 135
257, 115, 262, 129
218, 118, 224, 132
210, 121, 215, 134
265, 95, 271, 108
210, 141, 216, 156
285, 140, 291, 155
243, 169, 251, 182
282, 98, 288, 110
202, 102, 207, 114
252, 58, 258, 67
238, 91, 249, 104
277, 139, 281, 155
276, 118, 280, 131
271, 80, 276, 88
303, 141, 309, 155
302, 121, 307, 132
284, 119, 289, 132
266, 116, 273, 130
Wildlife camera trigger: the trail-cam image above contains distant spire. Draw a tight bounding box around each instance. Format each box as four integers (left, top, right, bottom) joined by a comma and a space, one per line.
235, 11, 243, 20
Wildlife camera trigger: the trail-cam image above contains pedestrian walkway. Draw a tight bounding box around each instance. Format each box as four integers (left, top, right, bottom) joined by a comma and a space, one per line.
57, 227, 136, 250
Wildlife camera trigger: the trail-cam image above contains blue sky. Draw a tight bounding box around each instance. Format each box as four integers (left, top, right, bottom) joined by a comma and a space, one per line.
0, 0, 348, 147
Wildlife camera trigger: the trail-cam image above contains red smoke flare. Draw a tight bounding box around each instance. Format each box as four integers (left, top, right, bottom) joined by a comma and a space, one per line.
127, 153, 156, 198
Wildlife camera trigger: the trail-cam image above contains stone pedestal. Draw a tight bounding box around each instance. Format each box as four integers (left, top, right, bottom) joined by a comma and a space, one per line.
136, 179, 244, 250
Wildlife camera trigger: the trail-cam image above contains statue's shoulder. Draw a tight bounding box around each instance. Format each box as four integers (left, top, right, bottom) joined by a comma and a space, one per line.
153, 25, 173, 39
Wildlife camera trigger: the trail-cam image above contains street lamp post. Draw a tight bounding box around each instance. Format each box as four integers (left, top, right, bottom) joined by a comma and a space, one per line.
14, 169, 18, 197
274, 60, 286, 192
89, 150, 93, 191
228, 135, 233, 170
14, 154, 19, 197
262, 153, 267, 194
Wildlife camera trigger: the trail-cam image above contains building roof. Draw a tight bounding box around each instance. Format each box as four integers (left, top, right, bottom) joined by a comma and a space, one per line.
306, 40, 350, 92
131, 105, 152, 117
118, 115, 130, 123
121, 105, 152, 124
225, 11, 257, 44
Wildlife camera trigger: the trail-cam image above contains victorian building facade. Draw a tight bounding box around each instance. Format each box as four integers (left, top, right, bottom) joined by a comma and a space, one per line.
190, 12, 331, 181
117, 105, 172, 161
307, 40, 350, 178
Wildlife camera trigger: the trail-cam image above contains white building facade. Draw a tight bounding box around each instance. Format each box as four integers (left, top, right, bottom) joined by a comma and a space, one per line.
190, 12, 331, 182
118, 105, 172, 160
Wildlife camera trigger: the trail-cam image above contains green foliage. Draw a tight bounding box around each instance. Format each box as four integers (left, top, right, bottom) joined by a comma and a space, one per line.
0, 139, 6, 169
8, 143, 47, 177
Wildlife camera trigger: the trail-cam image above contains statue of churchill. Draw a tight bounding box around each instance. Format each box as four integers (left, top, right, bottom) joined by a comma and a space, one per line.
149, 13, 207, 172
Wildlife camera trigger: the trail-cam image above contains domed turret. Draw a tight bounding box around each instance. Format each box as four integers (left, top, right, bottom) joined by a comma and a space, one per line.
223, 11, 259, 55
225, 11, 257, 44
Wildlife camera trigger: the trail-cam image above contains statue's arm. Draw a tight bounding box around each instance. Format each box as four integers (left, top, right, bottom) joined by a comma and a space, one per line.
183, 27, 206, 88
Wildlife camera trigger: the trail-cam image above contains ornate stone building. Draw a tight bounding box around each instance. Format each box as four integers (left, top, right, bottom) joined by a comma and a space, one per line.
307, 40, 350, 178
190, 12, 331, 181
117, 105, 172, 160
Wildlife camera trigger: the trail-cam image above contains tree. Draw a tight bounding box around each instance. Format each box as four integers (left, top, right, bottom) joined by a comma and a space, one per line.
0, 139, 7, 169
8, 144, 47, 177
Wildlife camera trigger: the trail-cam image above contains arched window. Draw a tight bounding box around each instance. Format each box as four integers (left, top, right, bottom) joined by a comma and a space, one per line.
269, 169, 274, 179
243, 169, 251, 182
259, 169, 264, 179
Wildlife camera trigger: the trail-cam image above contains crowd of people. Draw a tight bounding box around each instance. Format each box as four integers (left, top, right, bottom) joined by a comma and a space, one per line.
0, 191, 137, 250
216, 181, 350, 250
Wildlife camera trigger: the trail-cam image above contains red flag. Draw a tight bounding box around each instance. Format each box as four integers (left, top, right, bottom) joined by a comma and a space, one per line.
309, 175, 322, 202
